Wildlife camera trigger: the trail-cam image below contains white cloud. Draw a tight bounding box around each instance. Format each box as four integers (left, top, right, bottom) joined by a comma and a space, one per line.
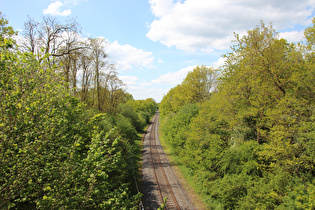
279, 30, 305, 43
119, 76, 139, 86
116, 77, 164, 101
147, 0, 315, 52
119, 75, 167, 101
158, 58, 164, 63
64, 0, 88, 6
107, 41, 155, 70
127, 85, 165, 102
214, 57, 227, 68
121, 65, 199, 101
43, 1, 72, 16
152, 65, 196, 85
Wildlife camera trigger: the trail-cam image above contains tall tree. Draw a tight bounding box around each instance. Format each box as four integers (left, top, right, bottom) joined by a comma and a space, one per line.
104, 66, 125, 113
79, 46, 93, 104
220, 22, 306, 144
39, 17, 79, 57
89, 37, 107, 111
303, 17, 315, 103
57, 30, 83, 90
183, 65, 217, 103
160, 65, 217, 115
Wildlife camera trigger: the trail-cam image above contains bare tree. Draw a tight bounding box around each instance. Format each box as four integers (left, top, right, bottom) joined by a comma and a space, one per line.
57, 30, 83, 90
21, 15, 127, 113
22, 16, 82, 61
37, 16, 80, 59
22, 16, 39, 54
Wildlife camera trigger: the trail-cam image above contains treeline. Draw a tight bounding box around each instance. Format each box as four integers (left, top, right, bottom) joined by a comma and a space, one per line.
160, 20, 315, 209
20, 15, 130, 112
0, 13, 157, 209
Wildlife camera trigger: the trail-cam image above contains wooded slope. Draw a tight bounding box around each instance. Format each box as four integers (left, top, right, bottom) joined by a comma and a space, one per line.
160, 20, 315, 209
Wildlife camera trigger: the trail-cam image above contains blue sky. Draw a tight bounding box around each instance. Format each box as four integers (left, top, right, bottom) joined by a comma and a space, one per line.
1, 0, 315, 102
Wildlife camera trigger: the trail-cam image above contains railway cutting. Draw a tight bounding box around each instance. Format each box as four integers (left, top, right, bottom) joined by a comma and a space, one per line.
142, 111, 195, 210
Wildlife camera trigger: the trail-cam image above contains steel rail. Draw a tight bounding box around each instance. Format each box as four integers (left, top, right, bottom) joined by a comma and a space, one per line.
149, 113, 180, 210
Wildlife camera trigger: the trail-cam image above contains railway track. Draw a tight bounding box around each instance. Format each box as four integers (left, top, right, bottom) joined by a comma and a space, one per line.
142, 111, 195, 210
149, 113, 180, 209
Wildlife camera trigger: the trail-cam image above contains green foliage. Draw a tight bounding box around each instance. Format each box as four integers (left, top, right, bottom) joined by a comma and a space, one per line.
0, 50, 139, 208
90, 113, 115, 133
159, 66, 217, 116
159, 19, 315, 209
209, 174, 248, 209
219, 141, 260, 176
281, 179, 315, 209
126, 98, 158, 115
0, 15, 155, 209
118, 103, 145, 132
115, 114, 138, 141
305, 18, 315, 49
183, 66, 217, 103
0, 12, 16, 50
162, 103, 199, 155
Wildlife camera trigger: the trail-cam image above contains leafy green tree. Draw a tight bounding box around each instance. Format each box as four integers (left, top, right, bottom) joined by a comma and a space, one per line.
162, 103, 199, 155
0, 15, 141, 209
118, 103, 145, 132
160, 20, 315, 209
183, 65, 217, 103
219, 22, 309, 145
0, 12, 16, 50
303, 17, 315, 103
159, 85, 184, 115
160, 66, 217, 116
126, 98, 158, 124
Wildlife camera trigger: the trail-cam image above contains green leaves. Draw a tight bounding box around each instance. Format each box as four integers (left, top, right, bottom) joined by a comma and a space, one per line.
0, 16, 145, 209
159, 20, 315, 209
162, 103, 199, 155
0, 49, 140, 208
160, 66, 217, 116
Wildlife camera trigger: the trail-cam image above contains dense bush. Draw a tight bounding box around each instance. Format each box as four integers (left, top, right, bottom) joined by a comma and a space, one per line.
162, 103, 199, 155
0, 15, 155, 209
117, 103, 145, 132
126, 98, 158, 116
159, 20, 315, 209
0, 46, 138, 209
